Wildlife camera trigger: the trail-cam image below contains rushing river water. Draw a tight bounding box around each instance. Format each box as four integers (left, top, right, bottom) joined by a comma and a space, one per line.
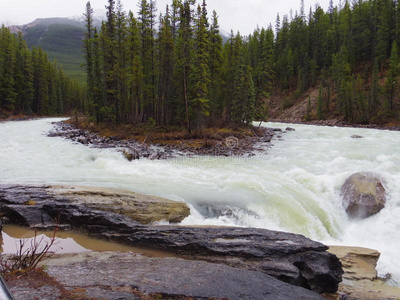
0, 118, 399, 286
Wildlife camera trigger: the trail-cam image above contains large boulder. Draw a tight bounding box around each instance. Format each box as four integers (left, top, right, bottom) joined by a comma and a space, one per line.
341, 172, 386, 218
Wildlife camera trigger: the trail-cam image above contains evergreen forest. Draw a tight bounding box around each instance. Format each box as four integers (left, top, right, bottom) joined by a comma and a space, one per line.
84, 0, 400, 129
2, 0, 400, 127
0, 26, 86, 118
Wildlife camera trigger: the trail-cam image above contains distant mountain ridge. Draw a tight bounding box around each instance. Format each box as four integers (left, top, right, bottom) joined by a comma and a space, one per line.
8, 15, 230, 82
8, 17, 90, 81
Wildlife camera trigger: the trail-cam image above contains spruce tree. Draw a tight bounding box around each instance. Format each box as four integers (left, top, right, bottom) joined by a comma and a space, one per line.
103, 0, 118, 123
208, 10, 223, 119
369, 58, 380, 119
157, 7, 175, 125
385, 41, 399, 113
317, 84, 324, 119
127, 12, 144, 124
84, 1, 95, 116
191, 4, 210, 129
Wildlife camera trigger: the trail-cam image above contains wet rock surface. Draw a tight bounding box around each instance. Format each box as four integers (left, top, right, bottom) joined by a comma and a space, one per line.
0, 184, 189, 227
341, 172, 386, 218
48, 121, 278, 159
50, 185, 190, 224
26, 251, 324, 300
0, 184, 343, 295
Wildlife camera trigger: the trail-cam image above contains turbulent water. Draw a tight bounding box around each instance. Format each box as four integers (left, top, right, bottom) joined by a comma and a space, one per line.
1, 118, 399, 286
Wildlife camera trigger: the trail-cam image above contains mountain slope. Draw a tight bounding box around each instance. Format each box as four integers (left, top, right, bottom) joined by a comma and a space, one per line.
10, 18, 86, 81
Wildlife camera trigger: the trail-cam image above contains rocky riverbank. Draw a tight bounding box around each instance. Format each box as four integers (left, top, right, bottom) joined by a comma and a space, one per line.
269, 118, 400, 131
0, 184, 342, 299
2, 184, 399, 299
48, 120, 284, 159
7, 246, 398, 300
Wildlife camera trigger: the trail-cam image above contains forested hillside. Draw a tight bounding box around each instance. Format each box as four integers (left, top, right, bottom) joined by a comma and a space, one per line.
265, 0, 400, 124
84, 0, 400, 129
0, 25, 86, 118
24, 22, 86, 81
84, 0, 256, 131
9, 18, 88, 81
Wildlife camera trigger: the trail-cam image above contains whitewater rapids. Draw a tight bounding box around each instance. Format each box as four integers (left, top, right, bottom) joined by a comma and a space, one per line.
0, 118, 399, 286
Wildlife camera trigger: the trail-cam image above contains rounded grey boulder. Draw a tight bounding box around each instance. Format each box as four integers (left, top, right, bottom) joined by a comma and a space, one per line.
341, 172, 386, 218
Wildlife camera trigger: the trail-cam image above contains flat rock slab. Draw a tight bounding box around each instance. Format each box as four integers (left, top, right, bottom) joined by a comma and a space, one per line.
326, 246, 400, 300
33, 251, 323, 300
50, 185, 190, 224
0, 184, 343, 294
0, 184, 190, 226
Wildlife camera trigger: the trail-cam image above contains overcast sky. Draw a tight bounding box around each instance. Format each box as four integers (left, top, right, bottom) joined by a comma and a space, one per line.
0, 0, 332, 35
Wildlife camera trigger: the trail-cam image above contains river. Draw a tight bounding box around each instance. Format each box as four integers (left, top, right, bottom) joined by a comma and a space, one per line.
0, 118, 399, 286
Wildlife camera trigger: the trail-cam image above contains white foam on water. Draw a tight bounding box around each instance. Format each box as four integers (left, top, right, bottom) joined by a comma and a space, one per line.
1, 118, 399, 285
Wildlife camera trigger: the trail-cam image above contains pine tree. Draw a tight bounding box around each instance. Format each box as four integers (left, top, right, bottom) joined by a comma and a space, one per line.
157, 6, 175, 125
92, 28, 105, 122
385, 41, 399, 113
103, 0, 118, 123
14, 32, 34, 113
375, 0, 394, 64
208, 10, 223, 119
127, 12, 144, 124
256, 27, 275, 98
0, 25, 17, 111
115, 0, 128, 123
84, 1, 95, 116
369, 58, 380, 119
191, 4, 210, 129
174, 0, 195, 130
231, 40, 256, 124
317, 84, 324, 119
138, 0, 157, 122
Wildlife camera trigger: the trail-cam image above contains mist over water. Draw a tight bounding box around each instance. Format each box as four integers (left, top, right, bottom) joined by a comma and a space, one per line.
1, 118, 399, 285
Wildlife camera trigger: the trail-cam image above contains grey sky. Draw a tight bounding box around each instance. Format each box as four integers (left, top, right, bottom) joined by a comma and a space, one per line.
0, 0, 332, 35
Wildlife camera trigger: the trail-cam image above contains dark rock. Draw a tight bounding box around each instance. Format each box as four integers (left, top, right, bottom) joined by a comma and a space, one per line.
341, 172, 386, 218
47, 131, 62, 137
351, 135, 364, 139
122, 148, 140, 161
273, 128, 283, 132
40, 252, 324, 300
149, 151, 163, 160
1, 205, 55, 229
286, 127, 296, 131
260, 135, 273, 143
92, 143, 115, 149
195, 202, 259, 221
48, 121, 281, 159
0, 184, 343, 294
0, 184, 190, 227
112, 226, 343, 294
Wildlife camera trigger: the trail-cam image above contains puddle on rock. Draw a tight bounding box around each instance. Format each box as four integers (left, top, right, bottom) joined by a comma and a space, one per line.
0, 224, 175, 258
